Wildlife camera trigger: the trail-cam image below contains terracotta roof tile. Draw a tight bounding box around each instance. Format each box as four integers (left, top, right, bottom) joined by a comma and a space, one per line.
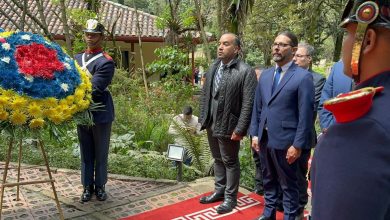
0, 0, 163, 39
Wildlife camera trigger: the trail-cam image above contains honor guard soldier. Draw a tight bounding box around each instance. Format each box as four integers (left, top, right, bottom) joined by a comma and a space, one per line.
311, 1, 390, 219
75, 19, 115, 202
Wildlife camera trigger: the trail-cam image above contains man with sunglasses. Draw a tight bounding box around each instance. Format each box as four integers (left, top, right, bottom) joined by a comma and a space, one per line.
250, 31, 314, 220
311, 1, 390, 219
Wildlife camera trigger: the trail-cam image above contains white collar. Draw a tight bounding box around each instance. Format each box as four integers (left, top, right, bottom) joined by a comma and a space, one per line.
275, 60, 293, 72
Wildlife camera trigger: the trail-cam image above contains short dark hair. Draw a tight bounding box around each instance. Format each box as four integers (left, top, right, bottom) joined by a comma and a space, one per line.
182, 106, 193, 115
278, 31, 298, 47
222, 32, 241, 48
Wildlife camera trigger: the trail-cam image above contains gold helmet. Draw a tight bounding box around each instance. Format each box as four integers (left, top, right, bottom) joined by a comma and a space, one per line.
340, 1, 390, 83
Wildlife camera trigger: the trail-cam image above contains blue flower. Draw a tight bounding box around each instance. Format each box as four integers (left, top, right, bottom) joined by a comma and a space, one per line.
0, 32, 81, 99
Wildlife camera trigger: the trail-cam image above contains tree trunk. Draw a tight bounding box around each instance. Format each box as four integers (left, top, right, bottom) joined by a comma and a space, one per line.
109, 13, 122, 66
35, 0, 50, 33
194, 0, 211, 64
216, 0, 222, 36
59, 0, 73, 56
333, 32, 343, 62
21, 0, 27, 30
133, 0, 149, 95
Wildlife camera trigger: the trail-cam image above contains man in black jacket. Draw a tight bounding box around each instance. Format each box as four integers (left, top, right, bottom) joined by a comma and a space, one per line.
198, 33, 257, 214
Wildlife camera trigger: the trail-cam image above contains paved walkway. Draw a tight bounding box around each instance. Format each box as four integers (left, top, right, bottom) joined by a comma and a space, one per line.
0, 162, 311, 219
0, 162, 239, 219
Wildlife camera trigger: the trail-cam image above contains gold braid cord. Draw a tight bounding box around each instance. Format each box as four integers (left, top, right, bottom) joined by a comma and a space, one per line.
351, 1, 380, 83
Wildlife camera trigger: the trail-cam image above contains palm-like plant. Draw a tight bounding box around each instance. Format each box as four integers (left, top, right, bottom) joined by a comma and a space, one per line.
228, 0, 254, 34
170, 120, 213, 176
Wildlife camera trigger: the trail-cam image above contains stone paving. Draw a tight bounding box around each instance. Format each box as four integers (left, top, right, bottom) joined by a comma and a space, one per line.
0, 162, 210, 220
0, 162, 311, 219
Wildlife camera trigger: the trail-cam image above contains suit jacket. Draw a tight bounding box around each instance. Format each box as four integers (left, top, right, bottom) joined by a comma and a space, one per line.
199, 57, 257, 138
311, 71, 390, 220
75, 51, 115, 124
249, 62, 315, 149
310, 70, 326, 147
311, 71, 326, 109
318, 61, 352, 130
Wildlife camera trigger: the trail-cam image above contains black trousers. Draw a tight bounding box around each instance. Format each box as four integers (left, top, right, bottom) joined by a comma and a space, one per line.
297, 148, 311, 211
77, 122, 112, 187
206, 128, 240, 200
252, 147, 264, 191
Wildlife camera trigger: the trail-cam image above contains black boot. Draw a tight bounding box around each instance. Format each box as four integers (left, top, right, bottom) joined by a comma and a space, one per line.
80, 185, 94, 202
95, 185, 108, 201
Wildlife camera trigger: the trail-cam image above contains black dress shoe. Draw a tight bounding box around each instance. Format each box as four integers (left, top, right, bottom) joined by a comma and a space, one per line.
295, 208, 304, 220
254, 188, 264, 196
254, 215, 275, 220
80, 185, 94, 202
216, 198, 237, 214
95, 186, 108, 201
199, 192, 224, 204
276, 203, 284, 212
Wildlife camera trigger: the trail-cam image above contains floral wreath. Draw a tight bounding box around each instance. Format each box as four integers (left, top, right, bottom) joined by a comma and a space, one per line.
0, 30, 92, 129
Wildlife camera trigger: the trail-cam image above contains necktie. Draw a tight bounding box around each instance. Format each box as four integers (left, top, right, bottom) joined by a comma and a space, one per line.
272, 67, 282, 94
214, 64, 225, 92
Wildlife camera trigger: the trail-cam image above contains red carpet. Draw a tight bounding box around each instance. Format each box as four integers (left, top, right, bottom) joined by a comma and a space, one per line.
122, 192, 310, 220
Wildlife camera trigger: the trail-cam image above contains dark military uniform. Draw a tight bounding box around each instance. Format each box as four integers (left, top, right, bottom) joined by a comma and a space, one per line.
75, 49, 115, 189
311, 1, 390, 218
311, 71, 390, 219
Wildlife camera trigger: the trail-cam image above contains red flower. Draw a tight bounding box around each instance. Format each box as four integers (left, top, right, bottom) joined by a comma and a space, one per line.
15, 43, 64, 79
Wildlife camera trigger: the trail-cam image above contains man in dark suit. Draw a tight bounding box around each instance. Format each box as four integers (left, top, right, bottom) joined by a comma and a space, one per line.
292, 42, 325, 218
199, 33, 257, 214
318, 60, 353, 132
311, 0, 390, 219
252, 66, 265, 196
75, 19, 115, 202
250, 31, 314, 220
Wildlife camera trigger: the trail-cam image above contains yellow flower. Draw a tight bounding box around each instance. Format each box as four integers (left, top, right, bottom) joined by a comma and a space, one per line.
11, 96, 28, 110
29, 118, 45, 129
48, 113, 64, 124
79, 83, 87, 90
0, 96, 9, 108
62, 113, 72, 121
10, 110, 28, 125
0, 109, 9, 121
74, 88, 85, 101
66, 95, 75, 105
0, 31, 13, 38
43, 108, 56, 117
59, 99, 68, 106
86, 81, 92, 92
69, 105, 78, 114
77, 100, 90, 110
0, 89, 14, 97
28, 103, 43, 118
44, 97, 58, 108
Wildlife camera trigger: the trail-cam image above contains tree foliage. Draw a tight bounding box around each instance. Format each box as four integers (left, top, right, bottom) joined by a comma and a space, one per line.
243, 0, 347, 66
147, 46, 191, 79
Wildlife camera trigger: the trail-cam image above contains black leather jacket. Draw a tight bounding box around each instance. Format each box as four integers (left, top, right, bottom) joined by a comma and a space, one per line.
199, 57, 257, 138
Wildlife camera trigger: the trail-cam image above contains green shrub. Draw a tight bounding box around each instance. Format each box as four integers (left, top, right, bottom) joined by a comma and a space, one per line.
239, 138, 256, 190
